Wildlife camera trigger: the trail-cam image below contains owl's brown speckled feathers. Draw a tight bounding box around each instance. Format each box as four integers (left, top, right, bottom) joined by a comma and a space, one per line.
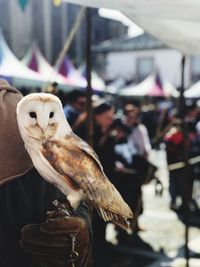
41, 133, 133, 230
17, 93, 133, 230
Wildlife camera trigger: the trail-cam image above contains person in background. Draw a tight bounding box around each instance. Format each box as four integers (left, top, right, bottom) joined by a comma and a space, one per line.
44, 81, 59, 95
124, 104, 151, 159
112, 117, 155, 250
140, 102, 159, 142
63, 89, 87, 129
43, 81, 65, 106
182, 102, 199, 212
165, 102, 199, 212
164, 119, 186, 211
112, 119, 137, 244
0, 79, 91, 267
123, 104, 152, 233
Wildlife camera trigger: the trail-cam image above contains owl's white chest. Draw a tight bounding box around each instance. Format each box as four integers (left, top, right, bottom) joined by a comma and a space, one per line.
25, 139, 83, 209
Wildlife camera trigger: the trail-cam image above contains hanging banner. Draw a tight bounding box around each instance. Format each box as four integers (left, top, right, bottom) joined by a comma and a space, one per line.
18, 0, 28, 11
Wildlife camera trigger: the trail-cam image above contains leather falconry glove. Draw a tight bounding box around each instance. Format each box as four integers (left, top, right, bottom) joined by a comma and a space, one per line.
20, 204, 91, 267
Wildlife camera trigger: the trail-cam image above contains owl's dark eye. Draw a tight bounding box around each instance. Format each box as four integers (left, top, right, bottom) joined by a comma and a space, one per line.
29, 112, 37, 118
49, 112, 54, 118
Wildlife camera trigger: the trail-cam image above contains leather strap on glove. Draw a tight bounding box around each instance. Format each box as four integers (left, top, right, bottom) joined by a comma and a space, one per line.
20, 208, 91, 267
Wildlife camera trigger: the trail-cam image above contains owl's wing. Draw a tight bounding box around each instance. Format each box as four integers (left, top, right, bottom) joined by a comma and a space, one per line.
41, 133, 133, 230
69, 132, 105, 174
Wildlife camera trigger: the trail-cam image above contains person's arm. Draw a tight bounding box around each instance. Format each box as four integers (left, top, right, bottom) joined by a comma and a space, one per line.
138, 124, 152, 158
21, 206, 92, 267
0, 168, 92, 267
20, 169, 92, 267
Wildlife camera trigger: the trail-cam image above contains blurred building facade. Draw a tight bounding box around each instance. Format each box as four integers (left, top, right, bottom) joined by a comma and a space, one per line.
93, 33, 200, 88
0, 0, 127, 65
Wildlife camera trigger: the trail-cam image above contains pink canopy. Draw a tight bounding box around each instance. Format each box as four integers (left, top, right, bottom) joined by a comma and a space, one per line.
0, 30, 45, 86
57, 57, 87, 87
22, 44, 80, 86
120, 73, 179, 97
149, 74, 165, 97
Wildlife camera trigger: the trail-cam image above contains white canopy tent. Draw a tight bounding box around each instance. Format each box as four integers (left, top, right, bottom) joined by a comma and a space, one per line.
0, 30, 45, 87
91, 71, 105, 91
106, 78, 126, 94
184, 81, 200, 98
21, 43, 75, 86
119, 74, 179, 97
78, 63, 105, 91
63, 0, 200, 55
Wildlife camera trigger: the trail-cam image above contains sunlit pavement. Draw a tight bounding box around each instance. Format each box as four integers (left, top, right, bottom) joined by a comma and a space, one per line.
106, 149, 200, 266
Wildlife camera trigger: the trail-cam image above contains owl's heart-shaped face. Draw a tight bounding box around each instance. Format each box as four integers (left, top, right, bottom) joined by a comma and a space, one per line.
17, 93, 71, 141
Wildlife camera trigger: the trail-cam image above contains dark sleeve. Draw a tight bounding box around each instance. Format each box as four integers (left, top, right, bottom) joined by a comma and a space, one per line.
74, 120, 87, 140
0, 168, 91, 267
0, 168, 60, 267
97, 136, 116, 182
2, 168, 91, 226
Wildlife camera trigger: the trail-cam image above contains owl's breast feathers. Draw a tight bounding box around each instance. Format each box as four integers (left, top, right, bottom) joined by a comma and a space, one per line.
41, 133, 134, 230
41, 140, 80, 192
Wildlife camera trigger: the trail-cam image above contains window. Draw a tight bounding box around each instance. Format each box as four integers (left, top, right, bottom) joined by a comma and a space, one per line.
137, 57, 154, 82
191, 56, 200, 83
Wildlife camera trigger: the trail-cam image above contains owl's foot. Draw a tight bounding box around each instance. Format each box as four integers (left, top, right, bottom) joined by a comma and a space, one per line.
63, 198, 74, 215
51, 199, 73, 217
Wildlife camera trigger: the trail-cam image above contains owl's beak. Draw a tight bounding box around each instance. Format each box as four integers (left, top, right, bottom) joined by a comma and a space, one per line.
37, 120, 49, 135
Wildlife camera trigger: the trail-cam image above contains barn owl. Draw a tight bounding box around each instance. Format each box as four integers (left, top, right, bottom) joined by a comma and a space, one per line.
16, 93, 133, 230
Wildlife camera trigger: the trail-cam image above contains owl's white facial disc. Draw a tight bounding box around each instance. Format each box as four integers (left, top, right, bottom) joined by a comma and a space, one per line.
17, 93, 70, 141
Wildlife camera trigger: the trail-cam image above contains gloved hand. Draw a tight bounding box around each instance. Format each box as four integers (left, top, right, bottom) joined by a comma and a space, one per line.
20, 207, 91, 267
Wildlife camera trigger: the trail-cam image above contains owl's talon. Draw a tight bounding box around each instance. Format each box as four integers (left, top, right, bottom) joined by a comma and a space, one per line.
52, 199, 73, 216
63, 199, 74, 215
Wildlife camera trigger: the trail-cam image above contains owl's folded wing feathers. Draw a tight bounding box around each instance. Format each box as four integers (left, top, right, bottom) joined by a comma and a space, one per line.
41, 133, 133, 230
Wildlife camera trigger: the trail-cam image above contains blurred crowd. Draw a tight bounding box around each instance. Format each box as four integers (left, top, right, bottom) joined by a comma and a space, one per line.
22, 83, 200, 266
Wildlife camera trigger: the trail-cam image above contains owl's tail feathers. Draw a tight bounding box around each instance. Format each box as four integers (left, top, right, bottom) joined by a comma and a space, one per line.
97, 206, 134, 231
